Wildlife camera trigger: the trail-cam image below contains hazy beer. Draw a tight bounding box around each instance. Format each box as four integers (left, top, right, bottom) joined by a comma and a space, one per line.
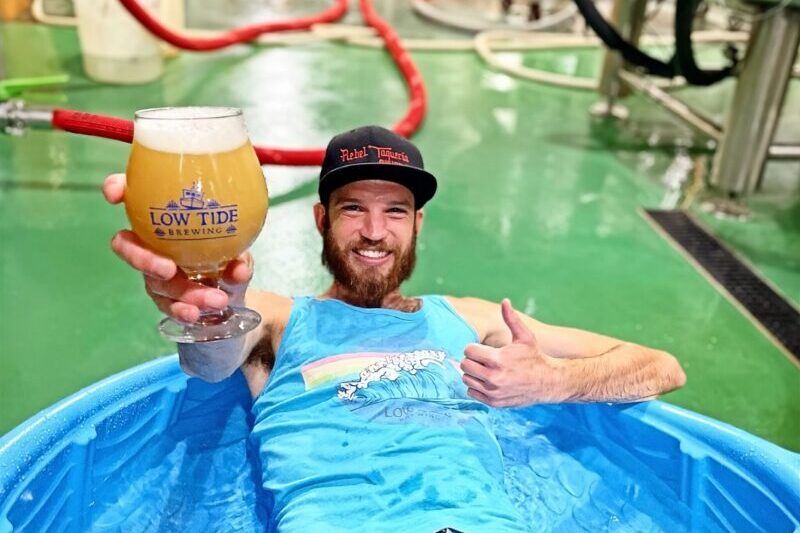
125, 107, 268, 341
126, 141, 267, 274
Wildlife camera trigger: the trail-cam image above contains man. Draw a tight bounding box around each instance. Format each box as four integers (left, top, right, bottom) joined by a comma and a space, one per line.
103, 125, 686, 533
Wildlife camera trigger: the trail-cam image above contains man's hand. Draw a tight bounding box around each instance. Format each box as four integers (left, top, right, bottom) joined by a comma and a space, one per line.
460, 299, 564, 407
103, 173, 253, 323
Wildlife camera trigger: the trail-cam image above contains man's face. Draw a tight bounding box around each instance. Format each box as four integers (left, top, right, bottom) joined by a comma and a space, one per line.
314, 180, 424, 307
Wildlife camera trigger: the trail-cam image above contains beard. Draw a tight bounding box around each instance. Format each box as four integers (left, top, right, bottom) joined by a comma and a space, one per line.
321, 218, 417, 308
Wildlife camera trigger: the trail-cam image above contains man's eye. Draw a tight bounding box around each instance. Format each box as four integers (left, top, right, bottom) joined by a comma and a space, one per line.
342, 205, 363, 212
387, 208, 408, 214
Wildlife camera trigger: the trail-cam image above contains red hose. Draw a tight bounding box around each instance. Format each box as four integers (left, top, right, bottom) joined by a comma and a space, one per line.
118, 0, 348, 51
358, 0, 426, 140
52, 0, 427, 167
53, 110, 133, 143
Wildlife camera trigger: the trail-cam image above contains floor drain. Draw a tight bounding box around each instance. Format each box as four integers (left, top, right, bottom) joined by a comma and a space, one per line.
643, 209, 799, 361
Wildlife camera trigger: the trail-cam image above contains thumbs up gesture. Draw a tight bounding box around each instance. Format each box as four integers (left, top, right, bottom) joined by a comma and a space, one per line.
460, 299, 563, 407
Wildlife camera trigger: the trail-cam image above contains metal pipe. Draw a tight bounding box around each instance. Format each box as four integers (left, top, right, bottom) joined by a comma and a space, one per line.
710, 8, 800, 194
618, 70, 723, 141
618, 70, 800, 161
0, 100, 55, 136
768, 144, 800, 160
596, 0, 650, 100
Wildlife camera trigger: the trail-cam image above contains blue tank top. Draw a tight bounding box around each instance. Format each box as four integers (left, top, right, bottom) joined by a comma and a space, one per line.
250, 296, 527, 533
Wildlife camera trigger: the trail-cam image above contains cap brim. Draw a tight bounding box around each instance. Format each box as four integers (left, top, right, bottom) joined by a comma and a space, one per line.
319, 163, 437, 208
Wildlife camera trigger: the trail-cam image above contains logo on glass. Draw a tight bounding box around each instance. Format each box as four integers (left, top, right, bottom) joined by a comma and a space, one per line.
148, 182, 239, 241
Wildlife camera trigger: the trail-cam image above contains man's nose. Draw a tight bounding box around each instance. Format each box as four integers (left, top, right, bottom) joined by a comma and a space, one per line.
360, 211, 388, 241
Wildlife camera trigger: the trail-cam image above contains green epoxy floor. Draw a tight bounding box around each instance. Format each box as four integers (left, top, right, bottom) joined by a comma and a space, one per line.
1, 3, 799, 451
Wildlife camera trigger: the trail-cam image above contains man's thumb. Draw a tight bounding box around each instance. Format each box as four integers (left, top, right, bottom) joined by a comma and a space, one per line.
501, 298, 536, 345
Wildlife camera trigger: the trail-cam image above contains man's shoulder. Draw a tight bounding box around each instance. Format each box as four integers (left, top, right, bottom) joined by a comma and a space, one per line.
441, 295, 499, 315
246, 290, 294, 325
440, 295, 502, 342
247, 289, 293, 306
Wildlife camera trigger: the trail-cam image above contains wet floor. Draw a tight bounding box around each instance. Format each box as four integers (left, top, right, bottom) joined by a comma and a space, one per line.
1, 1, 798, 450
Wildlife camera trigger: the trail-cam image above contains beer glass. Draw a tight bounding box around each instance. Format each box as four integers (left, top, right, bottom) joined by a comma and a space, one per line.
125, 107, 268, 342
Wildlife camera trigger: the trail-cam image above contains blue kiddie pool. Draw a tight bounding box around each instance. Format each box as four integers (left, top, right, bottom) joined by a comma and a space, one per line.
1, 355, 798, 532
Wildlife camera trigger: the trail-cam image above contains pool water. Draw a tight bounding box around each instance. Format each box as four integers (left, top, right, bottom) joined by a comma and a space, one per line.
79, 383, 270, 533
84, 396, 716, 532
494, 407, 720, 533
87, 437, 267, 532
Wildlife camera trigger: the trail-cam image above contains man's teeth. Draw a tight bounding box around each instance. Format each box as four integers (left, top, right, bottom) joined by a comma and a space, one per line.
356, 249, 389, 258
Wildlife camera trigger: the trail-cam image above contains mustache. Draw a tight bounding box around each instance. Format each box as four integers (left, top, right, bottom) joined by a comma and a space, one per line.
350, 237, 395, 253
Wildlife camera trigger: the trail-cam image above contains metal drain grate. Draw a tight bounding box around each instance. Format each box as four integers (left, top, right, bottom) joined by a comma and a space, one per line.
644, 209, 800, 360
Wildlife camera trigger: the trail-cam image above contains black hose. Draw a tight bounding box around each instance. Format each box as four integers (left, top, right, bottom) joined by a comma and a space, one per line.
674, 0, 737, 86
573, 0, 677, 78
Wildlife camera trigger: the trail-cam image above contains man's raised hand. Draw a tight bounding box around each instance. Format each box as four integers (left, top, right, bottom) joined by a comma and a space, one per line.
460, 299, 563, 407
102, 173, 253, 324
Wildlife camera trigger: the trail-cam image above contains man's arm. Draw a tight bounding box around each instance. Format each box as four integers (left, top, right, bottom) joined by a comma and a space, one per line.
446, 296, 686, 407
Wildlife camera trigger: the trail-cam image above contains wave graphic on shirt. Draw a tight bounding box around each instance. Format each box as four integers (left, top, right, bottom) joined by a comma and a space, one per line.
337, 350, 449, 402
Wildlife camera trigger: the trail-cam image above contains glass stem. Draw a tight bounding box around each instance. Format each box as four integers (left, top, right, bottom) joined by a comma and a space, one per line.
188, 271, 233, 326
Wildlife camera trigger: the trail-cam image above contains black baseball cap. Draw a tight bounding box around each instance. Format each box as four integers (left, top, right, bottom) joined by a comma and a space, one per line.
319, 125, 437, 208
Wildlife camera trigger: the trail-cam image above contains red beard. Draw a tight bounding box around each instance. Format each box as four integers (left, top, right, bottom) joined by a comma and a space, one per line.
321, 219, 417, 308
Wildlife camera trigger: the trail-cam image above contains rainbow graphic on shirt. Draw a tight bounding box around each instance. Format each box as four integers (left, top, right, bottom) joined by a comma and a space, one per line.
301, 352, 389, 390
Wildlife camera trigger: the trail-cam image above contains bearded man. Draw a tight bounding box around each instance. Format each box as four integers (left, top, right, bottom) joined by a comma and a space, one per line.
103, 125, 686, 533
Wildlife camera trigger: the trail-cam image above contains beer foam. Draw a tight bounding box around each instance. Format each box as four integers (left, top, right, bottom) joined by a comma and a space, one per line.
134, 107, 249, 154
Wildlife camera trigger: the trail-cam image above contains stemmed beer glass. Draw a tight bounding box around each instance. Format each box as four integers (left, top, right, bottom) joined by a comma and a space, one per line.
125, 107, 268, 342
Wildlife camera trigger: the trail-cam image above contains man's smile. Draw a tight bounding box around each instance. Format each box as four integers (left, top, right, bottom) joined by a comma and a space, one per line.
352, 248, 393, 266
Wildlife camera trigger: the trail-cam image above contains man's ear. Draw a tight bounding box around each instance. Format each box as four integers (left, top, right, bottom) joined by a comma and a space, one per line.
313, 202, 326, 236
415, 209, 424, 235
